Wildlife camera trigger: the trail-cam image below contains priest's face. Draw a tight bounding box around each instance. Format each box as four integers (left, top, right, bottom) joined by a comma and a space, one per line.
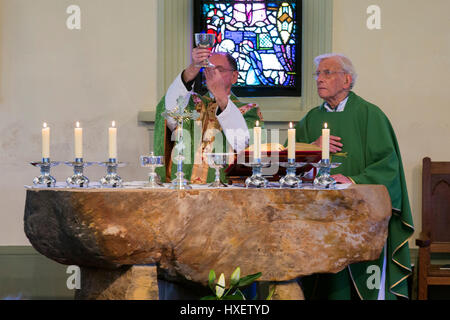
208, 54, 239, 93
315, 57, 352, 106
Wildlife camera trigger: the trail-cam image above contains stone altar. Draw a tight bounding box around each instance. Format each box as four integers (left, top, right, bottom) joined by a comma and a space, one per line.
24, 185, 391, 300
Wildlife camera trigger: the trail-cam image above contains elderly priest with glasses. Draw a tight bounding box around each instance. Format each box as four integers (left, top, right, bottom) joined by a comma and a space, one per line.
293, 53, 414, 300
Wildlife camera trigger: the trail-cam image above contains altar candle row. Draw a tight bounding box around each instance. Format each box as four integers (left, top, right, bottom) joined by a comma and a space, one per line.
253, 122, 330, 161
41, 121, 118, 159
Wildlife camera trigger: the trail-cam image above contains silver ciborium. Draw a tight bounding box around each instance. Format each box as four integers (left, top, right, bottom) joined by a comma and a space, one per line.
205, 153, 235, 188
65, 158, 93, 188
31, 158, 60, 187
140, 152, 164, 188
279, 160, 308, 188
311, 159, 342, 189
98, 158, 126, 188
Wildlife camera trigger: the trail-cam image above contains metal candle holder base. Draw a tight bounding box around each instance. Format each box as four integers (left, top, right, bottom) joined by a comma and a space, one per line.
140, 153, 164, 188
31, 158, 59, 187
279, 160, 307, 188
170, 169, 192, 190
312, 159, 341, 189
65, 159, 93, 188
245, 160, 270, 188
99, 159, 126, 188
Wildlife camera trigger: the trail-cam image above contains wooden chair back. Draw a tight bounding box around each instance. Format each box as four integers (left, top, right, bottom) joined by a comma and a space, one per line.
422, 157, 450, 251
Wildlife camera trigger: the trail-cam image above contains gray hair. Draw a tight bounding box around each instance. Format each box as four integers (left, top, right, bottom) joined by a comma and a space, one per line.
314, 53, 358, 89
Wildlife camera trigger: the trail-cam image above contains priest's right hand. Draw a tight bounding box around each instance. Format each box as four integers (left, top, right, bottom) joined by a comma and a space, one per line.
192, 47, 211, 66
312, 135, 343, 153
182, 48, 212, 83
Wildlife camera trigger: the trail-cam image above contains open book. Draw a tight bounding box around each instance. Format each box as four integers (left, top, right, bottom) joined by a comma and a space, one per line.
226, 143, 322, 183
245, 142, 321, 153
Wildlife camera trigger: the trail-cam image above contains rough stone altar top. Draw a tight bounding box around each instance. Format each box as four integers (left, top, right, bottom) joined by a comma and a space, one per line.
24, 185, 391, 285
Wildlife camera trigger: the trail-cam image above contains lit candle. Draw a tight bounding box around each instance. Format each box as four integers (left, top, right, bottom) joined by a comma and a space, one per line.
254, 120, 261, 160
322, 123, 330, 160
288, 122, 295, 160
109, 121, 117, 159
74, 121, 83, 159
42, 122, 50, 159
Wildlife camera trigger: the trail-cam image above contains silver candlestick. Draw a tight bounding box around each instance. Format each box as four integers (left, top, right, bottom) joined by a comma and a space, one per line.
279, 160, 307, 188
65, 158, 93, 188
99, 158, 126, 188
31, 158, 59, 187
245, 160, 270, 188
311, 159, 342, 189
140, 153, 164, 188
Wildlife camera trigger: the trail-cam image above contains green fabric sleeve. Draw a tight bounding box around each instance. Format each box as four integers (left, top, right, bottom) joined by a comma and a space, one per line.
347, 108, 401, 206
153, 96, 168, 182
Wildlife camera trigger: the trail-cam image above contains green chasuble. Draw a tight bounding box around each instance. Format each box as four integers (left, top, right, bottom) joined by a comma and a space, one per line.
153, 93, 264, 184
296, 91, 414, 300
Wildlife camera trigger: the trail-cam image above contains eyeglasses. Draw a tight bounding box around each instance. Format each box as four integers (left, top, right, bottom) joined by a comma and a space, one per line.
313, 70, 345, 80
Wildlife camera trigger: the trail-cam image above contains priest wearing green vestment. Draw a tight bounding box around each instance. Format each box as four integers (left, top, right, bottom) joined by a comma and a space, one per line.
154, 50, 263, 185
296, 53, 414, 300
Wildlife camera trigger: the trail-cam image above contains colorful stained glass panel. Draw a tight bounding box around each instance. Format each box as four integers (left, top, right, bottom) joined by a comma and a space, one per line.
195, 0, 301, 96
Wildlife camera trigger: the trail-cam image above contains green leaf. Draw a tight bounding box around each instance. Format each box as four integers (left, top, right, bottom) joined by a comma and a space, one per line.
234, 288, 246, 300
230, 267, 241, 286
223, 294, 245, 300
208, 270, 216, 291
200, 295, 218, 300
266, 286, 276, 300
236, 272, 262, 287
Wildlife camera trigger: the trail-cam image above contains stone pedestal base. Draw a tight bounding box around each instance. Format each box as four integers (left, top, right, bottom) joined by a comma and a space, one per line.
269, 280, 305, 300
75, 265, 159, 300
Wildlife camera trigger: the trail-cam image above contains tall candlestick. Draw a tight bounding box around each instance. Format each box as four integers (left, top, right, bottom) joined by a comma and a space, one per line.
42, 122, 50, 159
288, 122, 295, 160
109, 121, 117, 159
74, 121, 83, 159
254, 120, 261, 160
322, 123, 330, 160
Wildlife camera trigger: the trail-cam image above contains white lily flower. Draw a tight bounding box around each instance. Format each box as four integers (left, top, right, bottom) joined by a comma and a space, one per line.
230, 267, 241, 285
216, 273, 226, 298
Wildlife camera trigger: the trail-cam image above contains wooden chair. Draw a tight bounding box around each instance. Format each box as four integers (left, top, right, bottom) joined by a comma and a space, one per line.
416, 157, 450, 299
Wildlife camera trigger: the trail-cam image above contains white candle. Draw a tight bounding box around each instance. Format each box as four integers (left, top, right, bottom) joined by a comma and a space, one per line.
109, 121, 117, 159
288, 122, 295, 160
322, 123, 330, 160
74, 121, 83, 159
42, 122, 50, 159
254, 121, 261, 160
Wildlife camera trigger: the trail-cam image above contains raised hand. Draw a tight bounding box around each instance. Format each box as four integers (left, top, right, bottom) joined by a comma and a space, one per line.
182, 47, 212, 83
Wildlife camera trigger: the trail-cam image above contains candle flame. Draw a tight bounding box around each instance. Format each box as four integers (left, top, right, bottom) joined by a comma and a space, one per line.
112, 121, 116, 128
256, 120, 259, 127
324, 123, 328, 129
43, 122, 47, 128
76, 121, 80, 128
289, 122, 293, 129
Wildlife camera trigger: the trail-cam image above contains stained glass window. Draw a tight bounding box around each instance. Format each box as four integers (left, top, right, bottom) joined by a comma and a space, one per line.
194, 0, 302, 97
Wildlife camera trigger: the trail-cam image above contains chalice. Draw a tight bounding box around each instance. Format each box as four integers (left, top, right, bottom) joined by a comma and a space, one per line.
205, 153, 235, 188
194, 33, 216, 68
